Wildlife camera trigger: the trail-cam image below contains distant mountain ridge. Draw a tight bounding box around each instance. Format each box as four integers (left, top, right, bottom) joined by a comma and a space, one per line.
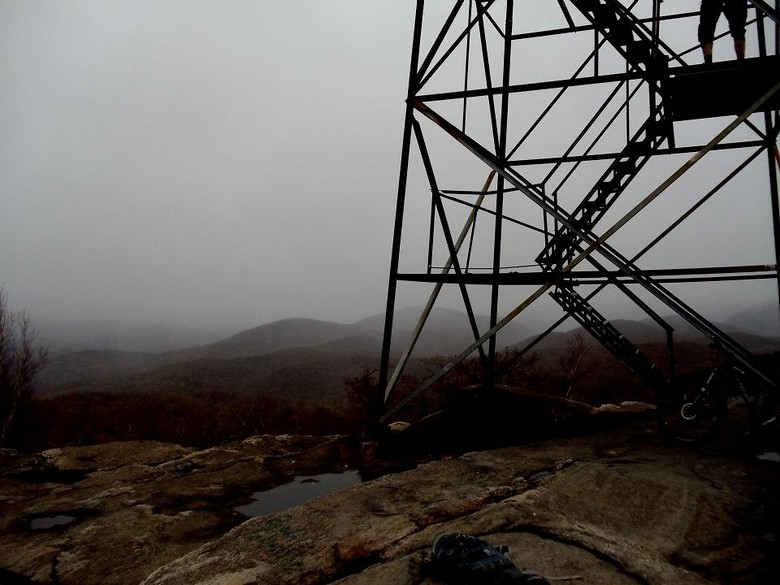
36, 304, 779, 396
36, 319, 227, 355
723, 299, 780, 338
166, 306, 528, 361
37, 306, 527, 392
172, 318, 361, 360
36, 300, 779, 358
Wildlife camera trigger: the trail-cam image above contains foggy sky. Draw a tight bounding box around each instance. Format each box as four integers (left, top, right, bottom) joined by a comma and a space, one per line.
1, 1, 778, 336
1, 0, 418, 331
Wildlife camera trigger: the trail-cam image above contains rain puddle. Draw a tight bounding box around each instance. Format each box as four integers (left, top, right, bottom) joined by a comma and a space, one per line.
235, 470, 362, 517
30, 515, 77, 530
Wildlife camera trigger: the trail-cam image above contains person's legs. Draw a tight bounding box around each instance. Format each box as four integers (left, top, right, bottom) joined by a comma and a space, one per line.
699, 0, 723, 64
734, 38, 746, 59
724, 0, 747, 59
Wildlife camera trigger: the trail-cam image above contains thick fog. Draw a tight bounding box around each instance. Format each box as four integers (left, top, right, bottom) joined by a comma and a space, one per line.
1, 0, 418, 332
1, 1, 778, 337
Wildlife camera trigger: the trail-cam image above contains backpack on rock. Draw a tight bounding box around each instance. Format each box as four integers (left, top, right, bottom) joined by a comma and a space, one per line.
428, 532, 551, 585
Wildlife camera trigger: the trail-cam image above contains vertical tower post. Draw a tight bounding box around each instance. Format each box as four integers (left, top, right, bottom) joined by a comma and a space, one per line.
376, 0, 426, 429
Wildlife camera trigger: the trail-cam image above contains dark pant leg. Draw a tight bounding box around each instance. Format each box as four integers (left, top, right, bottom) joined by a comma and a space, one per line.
723, 0, 747, 41
698, 0, 724, 45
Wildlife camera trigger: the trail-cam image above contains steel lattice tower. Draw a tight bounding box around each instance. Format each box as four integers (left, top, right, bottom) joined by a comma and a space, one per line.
376, 0, 780, 427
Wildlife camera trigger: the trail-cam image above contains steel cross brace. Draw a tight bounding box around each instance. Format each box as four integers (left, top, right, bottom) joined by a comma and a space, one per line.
378, 80, 780, 422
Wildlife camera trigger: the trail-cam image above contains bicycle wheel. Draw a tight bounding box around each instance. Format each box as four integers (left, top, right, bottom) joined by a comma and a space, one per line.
659, 375, 728, 444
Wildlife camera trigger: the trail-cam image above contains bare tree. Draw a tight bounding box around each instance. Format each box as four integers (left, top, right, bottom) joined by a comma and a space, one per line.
0, 288, 48, 447
344, 368, 379, 435
556, 331, 593, 399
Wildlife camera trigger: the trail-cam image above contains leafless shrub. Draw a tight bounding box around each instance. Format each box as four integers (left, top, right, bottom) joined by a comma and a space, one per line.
555, 331, 593, 399
0, 288, 48, 447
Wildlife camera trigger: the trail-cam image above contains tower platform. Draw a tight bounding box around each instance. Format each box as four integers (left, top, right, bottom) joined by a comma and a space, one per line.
667, 55, 780, 121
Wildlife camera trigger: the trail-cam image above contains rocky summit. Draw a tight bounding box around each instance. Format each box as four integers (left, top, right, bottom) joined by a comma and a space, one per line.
1, 408, 778, 585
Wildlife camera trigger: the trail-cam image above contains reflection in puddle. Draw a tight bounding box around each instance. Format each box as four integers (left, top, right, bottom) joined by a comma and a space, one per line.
756, 452, 780, 463
236, 471, 362, 517
30, 515, 77, 530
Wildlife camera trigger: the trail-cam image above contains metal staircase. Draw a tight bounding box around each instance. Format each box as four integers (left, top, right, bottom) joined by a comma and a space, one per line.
537, 0, 677, 391
540, 0, 674, 274
551, 285, 669, 389
537, 0, 778, 393
572, 0, 666, 71
536, 111, 669, 270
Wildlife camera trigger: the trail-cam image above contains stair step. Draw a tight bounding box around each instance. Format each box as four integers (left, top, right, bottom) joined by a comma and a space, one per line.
610, 20, 634, 45
625, 138, 652, 156
625, 39, 650, 62
614, 159, 636, 175
551, 287, 669, 388
575, 0, 601, 12
584, 199, 607, 211
647, 119, 671, 141
599, 179, 620, 195
594, 5, 618, 27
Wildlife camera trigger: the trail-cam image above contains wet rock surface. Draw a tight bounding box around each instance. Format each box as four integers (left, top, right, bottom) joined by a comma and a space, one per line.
0, 435, 356, 585
1, 410, 778, 585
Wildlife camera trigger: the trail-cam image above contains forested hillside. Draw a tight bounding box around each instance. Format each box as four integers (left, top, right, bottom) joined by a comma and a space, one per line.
14, 307, 779, 451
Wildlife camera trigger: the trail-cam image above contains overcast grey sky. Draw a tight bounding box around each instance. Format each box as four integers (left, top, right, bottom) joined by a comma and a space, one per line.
1, 0, 419, 331
1, 1, 778, 336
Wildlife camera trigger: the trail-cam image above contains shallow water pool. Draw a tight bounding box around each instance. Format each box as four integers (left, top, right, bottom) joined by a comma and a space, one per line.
30, 514, 77, 530
235, 470, 362, 517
